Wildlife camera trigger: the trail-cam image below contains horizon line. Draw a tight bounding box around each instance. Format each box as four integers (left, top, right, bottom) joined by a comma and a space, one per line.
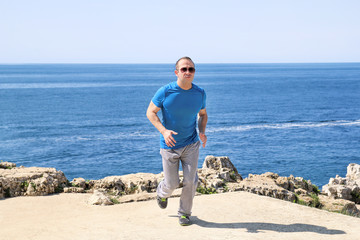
0, 61, 360, 65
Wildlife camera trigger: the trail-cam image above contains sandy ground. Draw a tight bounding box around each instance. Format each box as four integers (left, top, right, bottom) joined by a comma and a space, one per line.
0, 191, 359, 240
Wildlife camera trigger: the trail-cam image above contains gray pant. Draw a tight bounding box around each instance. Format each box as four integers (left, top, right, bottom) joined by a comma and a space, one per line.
157, 141, 200, 216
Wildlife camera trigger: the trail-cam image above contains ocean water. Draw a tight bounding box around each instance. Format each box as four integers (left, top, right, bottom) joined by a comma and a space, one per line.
0, 63, 359, 187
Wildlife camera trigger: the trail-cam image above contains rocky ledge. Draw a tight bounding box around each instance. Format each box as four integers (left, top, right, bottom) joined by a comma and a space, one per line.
322, 163, 360, 203
1, 157, 359, 217
0, 162, 67, 198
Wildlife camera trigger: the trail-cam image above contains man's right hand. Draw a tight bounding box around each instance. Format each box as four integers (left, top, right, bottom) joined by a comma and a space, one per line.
162, 129, 178, 148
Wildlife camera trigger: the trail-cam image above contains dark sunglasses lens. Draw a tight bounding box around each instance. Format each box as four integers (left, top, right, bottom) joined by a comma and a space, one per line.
180, 67, 195, 73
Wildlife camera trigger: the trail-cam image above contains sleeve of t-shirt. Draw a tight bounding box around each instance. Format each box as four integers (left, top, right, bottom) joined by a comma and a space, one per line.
201, 91, 206, 109
151, 86, 165, 108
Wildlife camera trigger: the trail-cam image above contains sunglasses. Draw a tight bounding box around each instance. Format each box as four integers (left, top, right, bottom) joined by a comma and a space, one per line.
179, 67, 195, 73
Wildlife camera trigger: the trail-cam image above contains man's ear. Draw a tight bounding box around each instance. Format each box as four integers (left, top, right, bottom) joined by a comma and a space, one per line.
174, 69, 179, 77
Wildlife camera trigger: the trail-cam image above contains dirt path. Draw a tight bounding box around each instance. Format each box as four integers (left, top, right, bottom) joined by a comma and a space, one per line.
1, 191, 359, 240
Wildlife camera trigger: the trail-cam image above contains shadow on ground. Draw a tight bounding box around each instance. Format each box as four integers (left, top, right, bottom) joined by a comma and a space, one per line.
179, 216, 346, 234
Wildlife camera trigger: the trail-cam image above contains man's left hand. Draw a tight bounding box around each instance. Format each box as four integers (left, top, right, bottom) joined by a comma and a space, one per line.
199, 132, 207, 148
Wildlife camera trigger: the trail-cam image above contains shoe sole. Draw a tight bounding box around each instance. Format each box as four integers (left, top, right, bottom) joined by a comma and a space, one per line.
180, 223, 190, 226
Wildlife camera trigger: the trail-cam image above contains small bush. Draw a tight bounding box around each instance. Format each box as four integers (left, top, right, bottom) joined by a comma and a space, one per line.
129, 185, 138, 194
110, 198, 120, 204
294, 194, 308, 206
310, 193, 322, 208
312, 184, 321, 194
196, 186, 217, 194
21, 181, 29, 189
229, 171, 237, 181
5, 188, 11, 198
55, 185, 64, 193
351, 191, 360, 204
302, 179, 309, 189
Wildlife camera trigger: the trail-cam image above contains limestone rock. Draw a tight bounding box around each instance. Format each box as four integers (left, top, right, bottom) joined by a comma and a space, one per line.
0, 162, 16, 169
0, 166, 68, 199
258, 172, 279, 179
88, 190, 113, 206
93, 176, 125, 195
82, 156, 245, 199
25, 181, 36, 196
92, 173, 159, 196
319, 195, 360, 217
342, 203, 360, 217
64, 187, 86, 193
230, 173, 296, 202
323, 185, 352, 200
71, 178, 86, 189
275, 176, 291, 190
202, 156, 242, 182
196, 156, 241, 193
119, 173, 159, 194
2, 157, 358, 218
322, 163, 360, 203
346, 163, 360, 186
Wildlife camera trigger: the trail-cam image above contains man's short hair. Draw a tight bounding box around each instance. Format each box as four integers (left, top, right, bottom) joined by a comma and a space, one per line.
175, 56, 195, 70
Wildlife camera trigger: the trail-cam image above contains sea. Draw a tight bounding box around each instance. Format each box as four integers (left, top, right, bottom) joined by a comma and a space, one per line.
1, 63, 359, 187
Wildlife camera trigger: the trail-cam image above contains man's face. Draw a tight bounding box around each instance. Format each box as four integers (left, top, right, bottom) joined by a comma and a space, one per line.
175, 59, 195, 83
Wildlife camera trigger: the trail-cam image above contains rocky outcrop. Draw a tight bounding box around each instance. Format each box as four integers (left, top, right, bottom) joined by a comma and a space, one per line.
197, 156, 242, 192
1, 159, 359, 217
0, 161, 16, 169
0, 165, 68, 198
347, 163, 360, 185
322, 163, 360, 204
92, 173, 159, 196
319, 195, 360, 216
85, 156, 242, 203
229, 173, 296, 202
227, 172, 326, 205
82, 156, 323, 209
201, 156, 242, 182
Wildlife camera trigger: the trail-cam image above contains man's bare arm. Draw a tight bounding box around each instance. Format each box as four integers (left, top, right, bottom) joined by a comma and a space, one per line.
146, 101, 177, 147
198, 108, 208, 147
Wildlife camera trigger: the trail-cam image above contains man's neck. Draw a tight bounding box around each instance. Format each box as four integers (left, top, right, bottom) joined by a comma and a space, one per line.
177, 79, 192, 90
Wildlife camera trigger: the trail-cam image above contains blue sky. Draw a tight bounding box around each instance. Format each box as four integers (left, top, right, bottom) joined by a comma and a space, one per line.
1, 0, 359, 63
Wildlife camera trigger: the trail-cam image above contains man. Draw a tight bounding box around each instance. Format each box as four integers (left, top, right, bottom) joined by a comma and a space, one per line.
146, 56, 208, 226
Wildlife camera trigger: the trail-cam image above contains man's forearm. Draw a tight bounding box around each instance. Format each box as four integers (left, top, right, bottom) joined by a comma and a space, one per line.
198, 114, 208, 133
147, 110, 178, 147
147, 112, 166, 134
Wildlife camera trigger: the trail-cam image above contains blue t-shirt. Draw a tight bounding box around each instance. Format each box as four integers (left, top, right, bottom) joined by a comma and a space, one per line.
152, 81, 206, 149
